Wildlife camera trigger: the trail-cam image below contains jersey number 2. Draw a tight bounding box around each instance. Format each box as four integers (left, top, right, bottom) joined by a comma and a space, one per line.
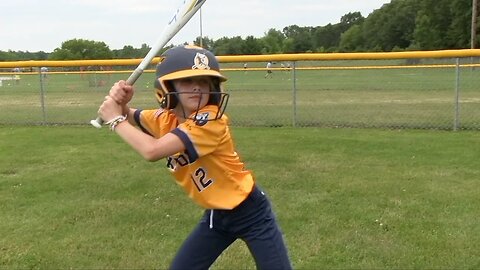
191, 167, 213, 192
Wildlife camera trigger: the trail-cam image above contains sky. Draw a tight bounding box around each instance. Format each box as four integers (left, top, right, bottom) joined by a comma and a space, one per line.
0, 0, 391, 53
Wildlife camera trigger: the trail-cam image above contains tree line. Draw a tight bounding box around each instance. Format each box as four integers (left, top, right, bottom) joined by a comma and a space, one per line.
1, 0, 478, 61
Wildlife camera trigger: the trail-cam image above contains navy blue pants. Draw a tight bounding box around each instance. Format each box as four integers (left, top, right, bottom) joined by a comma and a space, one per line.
170, 185, 292, 270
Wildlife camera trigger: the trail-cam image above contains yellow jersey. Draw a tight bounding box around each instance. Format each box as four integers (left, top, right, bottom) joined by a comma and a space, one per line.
133, 105, 255, 209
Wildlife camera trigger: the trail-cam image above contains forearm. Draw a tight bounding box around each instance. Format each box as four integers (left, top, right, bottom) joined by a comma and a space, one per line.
112, 120, 185, 162
113, 120, 161, 161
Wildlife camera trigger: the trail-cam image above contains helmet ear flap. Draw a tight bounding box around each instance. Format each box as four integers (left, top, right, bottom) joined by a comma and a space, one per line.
155, 81, 178, 109
154, 78, 167, 108
165, 81, 178, 109
155, 89, 167, 109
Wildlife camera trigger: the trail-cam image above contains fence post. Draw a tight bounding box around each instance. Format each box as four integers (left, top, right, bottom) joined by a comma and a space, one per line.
39, 69, 47, 124
292, 61, 297, 127
453, 58, 460, 131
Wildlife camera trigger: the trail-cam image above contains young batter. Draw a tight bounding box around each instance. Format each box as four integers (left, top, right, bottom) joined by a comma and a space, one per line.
98, 45, 292, 269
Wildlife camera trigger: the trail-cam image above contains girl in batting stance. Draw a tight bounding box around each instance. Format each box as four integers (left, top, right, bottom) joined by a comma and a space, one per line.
98, 45, 292, 270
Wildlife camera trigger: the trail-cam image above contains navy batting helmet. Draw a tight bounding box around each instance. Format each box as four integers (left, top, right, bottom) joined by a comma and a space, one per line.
154, 45, 227, 110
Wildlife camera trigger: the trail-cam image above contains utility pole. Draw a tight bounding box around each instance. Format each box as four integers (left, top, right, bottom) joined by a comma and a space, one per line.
199, 8, 203, 47
472, 0, 478, 49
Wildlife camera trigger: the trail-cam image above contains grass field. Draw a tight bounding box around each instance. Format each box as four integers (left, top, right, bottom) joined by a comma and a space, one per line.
0, 63, 479, 129
1, 125, 479, 269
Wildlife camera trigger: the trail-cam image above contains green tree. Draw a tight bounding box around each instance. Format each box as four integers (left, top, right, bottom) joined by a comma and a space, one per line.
282, 25, 312, 53
194, 36, 215, 51
339, 24, 365, 52
0, 50, 49, 61
312, 24, 340, 52
261, 29, 286, 53
49, 39, 112, 60
412, 0, 451, 50
362, 0, 418, 51
0, 50, 19, 61
446, 0, 475, 48
282, 38, 295, 53
412, 13, 439, 49
138, 43, 153, 57
242, 36, 263, 55
311, 12, 364, 52
113, 45, 137, 59
213, 36, 245, 55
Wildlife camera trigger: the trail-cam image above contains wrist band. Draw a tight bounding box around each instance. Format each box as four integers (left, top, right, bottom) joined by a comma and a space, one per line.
106, 115, 127, 131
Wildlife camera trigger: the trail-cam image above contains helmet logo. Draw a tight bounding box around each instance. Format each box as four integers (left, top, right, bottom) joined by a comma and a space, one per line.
192, 53, 210, 70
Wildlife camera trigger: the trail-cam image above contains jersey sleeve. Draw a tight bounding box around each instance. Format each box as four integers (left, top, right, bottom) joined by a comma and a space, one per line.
172, 112, 227, 162
133, 109, 167, 138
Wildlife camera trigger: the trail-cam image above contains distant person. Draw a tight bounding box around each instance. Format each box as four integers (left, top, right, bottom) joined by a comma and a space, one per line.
264, 61, 273, 78
40, 67, 49, 78
13, 67, 21, 85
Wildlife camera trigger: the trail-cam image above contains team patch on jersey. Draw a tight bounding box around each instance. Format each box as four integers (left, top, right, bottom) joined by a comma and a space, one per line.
194, 112, 210, 126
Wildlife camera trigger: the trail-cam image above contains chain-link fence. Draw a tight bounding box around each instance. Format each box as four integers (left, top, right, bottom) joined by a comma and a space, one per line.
1, 51, 479, 130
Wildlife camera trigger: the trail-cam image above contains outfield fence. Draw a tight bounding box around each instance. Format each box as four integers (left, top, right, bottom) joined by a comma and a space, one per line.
0, 49, 479, 130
